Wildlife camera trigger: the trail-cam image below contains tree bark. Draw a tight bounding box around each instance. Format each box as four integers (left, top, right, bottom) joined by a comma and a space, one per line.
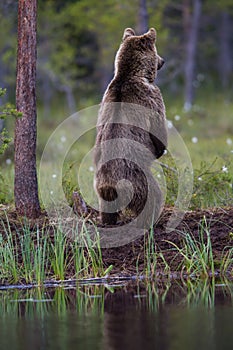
0, 120, 4, 133
62, 84, 76, 114
15, 0, 41, 218
137, 0, 149, 34
183, 0, 202, 111
218, 11, 232, 89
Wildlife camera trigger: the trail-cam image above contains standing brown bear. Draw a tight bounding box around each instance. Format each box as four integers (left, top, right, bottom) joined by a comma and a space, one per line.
94, 28, 167, 228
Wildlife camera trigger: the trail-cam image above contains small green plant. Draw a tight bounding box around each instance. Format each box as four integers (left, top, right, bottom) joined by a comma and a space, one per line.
17, 226, 34, 283
220, 247, 233, 276
50, 227, 69, 280
33, 228, 49, 285
0, 220, 18, 283
0, 87, 22, 154
0, 88, 22, 204
167, 217, 215, 277
74, 221, 106, 278
144, 226, 158, 277
0, 213, 51, 285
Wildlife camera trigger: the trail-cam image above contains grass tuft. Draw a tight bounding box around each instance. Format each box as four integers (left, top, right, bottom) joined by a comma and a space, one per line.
166, 217, 217, 277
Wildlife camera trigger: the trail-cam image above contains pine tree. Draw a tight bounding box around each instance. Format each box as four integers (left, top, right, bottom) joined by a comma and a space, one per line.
14, 0, 41, 218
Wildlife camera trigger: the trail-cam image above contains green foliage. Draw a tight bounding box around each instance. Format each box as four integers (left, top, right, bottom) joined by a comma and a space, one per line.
1, 0, 233, 110
0, 88, 21, 119
0, 88, 11, 156
0, 88, 21, 204
36, 0, 138, 108
0, 88, 22, 155
0, 129, 10, 156
0, 167, 14, 204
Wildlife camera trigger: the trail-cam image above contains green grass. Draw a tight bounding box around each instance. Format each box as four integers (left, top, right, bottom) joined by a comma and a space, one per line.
142, 216, 232, 280
220, 246, 233, 275
166, 217, 233, 278
143, 226, 170, 278
50, 227, 69, 280
0, 215, 18, 283
72, 222, 110, 278
0, 213, 107, 285
0, 210, 232, 285
144, 226, 158, 277
167, 217, 215, 277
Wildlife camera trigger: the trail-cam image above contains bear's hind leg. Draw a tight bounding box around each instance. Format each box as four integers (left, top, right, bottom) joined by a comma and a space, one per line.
98, 185, 119, 225
100, 211, 118, 226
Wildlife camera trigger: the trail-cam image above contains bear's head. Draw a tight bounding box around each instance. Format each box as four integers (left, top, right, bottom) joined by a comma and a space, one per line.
114, 28, 164, 82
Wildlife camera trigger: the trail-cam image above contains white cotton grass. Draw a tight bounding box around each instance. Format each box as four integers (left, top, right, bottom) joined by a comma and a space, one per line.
222, 165, 228, 173
226, 138, 232, 146
5, 158, 12, 165
52, 174, 57, 178
191, 136, 198, 144
167, 120, 173, 129
174, 115, 180, 121
60, 135, 67, 143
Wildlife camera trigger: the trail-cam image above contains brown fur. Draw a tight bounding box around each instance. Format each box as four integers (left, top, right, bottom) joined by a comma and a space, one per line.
94, 28, 167, 227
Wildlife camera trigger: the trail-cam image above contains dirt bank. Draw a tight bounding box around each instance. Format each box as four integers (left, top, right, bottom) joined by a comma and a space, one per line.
0, 206, 232, 279
101, 206, 233, 275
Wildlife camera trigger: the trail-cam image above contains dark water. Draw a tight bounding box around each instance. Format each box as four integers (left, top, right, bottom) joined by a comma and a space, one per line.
0, 280, 232, 350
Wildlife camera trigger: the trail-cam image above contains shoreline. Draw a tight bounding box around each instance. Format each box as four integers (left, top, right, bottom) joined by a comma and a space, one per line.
0, 206, 232, 286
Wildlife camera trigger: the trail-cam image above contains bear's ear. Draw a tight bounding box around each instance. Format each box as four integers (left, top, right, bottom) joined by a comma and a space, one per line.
123, 28, 135, 40
146, 28, 157, 42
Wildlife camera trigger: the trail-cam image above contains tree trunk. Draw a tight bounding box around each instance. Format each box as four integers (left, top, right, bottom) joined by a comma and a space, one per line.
183, 0, 202, 111
0, 119, 4, 134
15, 0, 41, 218
99, 65, 112, 95
218, 11, 232, 89
137, 0, 149, 34
62, 84, 76, 114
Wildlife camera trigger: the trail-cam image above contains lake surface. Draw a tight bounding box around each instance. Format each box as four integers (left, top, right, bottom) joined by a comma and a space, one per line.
0, 279, 232, 350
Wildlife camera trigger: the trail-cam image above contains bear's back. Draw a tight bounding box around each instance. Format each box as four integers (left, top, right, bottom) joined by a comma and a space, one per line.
103, 76, 163, 112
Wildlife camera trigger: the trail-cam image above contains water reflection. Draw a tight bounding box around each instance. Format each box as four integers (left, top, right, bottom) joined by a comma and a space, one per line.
0, 279, 232, 350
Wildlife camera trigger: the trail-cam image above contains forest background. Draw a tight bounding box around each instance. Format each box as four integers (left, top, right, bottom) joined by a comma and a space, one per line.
0, 0, 232, 208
